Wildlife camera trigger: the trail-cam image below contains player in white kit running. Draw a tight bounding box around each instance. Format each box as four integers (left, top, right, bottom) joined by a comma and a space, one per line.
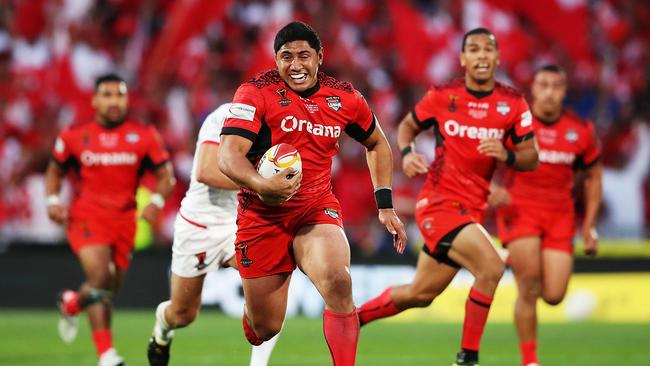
147, 104, 280, 366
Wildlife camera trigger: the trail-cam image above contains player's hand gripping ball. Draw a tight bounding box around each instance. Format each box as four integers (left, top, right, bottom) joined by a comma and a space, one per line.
257, 143, 302, 179
256, 143, 302, 204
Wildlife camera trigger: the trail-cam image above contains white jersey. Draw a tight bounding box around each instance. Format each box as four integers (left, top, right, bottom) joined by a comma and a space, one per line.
178, 103, 238, 227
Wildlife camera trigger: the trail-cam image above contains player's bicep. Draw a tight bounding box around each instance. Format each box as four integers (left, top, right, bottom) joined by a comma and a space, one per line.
358, 121, 387, 150
403, 111, 426, 133
46, 159, 66, 179
513, 137, 537, 153
219, 134, 254, 160
196, 142, 220, 178
196, 142, 239, 190
153, 160, 174, 179
584, 160, 603, 179
144, 126, 171, 169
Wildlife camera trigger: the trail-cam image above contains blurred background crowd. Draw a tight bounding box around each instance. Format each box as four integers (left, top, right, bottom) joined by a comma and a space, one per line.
0, 0, 648, 257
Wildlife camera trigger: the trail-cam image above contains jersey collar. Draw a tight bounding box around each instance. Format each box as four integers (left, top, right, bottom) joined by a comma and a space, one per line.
288, 80, 321, 98
465, 87, 493, 99
536, 113, 562, 126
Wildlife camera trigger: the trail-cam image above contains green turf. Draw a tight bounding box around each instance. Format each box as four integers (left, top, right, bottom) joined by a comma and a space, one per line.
0, 310, 648, 365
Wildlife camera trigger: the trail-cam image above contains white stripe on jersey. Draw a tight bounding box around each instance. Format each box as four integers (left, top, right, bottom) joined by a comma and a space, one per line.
178, 103, 238, 227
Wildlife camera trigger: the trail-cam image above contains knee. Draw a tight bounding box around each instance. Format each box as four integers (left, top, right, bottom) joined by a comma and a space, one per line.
87, 276, 112, 290
322, 272, 352, 295
320, 272, 353, 308
252, 321, 282, 341
476, 260, 505, 286
542, 291, 565, 306
517, 275, 542, 301
168, 306, 198, 328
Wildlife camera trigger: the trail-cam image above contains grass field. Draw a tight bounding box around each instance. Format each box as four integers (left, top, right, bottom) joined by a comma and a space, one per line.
0, 310, 648, 365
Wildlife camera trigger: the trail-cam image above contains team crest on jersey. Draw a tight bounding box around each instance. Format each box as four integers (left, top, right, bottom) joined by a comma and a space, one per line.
237, 242, 253, 268
276, 88, 291, 106
448, 95, 458, 112
125, 133, 140, 143
99, 133, 119, 147
326, 96, 342, 111
324, 208, 339, 219
496, 101, 511, 115
565, 129, 578, 143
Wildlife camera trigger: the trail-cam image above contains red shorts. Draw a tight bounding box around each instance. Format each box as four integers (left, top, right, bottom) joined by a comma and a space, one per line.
234, 192, 344, 279
415, 197, 484, 257
496, 203, 574, 253
67, 212, 137, 269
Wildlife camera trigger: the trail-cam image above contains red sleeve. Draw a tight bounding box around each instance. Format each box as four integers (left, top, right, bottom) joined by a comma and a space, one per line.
144, 125, 170, 168
51, 129, 74, 167
509, 97, 535, 144
221, 84, 264, 142
412, 88, 439, 129
344, 90, 376, 142
580, 122, 601, 168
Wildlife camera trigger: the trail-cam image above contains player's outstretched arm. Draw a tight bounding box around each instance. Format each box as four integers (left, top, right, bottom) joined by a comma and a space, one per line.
478, 137, 539, 171
44, 160, 68, 225
142, 161, 176, 223
582, 161, 602, 256
196, 142, 239, 190
396, 113, 428, 178
218, 135, 301, 204
360, 123, 407, 254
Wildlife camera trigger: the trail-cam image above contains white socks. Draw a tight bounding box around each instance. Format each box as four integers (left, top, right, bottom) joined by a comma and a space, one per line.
249, 331, 281, 366
154, 300, 174, 345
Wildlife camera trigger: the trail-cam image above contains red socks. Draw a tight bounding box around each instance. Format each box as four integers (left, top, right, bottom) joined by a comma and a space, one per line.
61, 290, 81, 316
461, 287, 493, 351
323, 308, 359, 366
519, 339, 539, 365
242, 314, 263, 346
358, 288, 400, 325
92, 329, 112, 357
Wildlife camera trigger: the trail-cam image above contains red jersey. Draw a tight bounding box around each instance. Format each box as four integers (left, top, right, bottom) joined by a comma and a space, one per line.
52, 119, 170, 217
222, 70, 375, 205
413, 80, 534, 211
505, 111, 600, 210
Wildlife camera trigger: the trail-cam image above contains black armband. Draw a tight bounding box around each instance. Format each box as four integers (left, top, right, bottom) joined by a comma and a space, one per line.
374, 187, 393, 209
505, 149, 516, 166
400, 145, 413, 158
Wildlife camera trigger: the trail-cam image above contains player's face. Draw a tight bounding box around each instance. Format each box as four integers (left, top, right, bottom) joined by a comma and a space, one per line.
275, 40, 323, 93
460, 34, 499, 84
93, 81, 128, 125
532, 71, 566, 114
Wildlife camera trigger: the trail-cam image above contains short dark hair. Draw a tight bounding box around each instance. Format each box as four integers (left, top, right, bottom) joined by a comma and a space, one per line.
536, 64, 566, 75
461, 28, 498, 51
273, 21, 321, 53
95, 73, 126, 91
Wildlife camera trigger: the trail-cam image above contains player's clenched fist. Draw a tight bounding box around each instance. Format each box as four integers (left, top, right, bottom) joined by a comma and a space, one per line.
256, 169, 302, 205
401, 151, 428, 178
47, 204, 68, 225
477, 138, 507, 162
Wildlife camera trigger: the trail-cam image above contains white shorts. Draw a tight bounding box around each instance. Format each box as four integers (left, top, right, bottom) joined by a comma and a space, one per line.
170, 213, 237, 278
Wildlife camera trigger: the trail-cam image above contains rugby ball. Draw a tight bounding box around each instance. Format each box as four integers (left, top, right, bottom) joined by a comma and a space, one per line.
256, 143, 302, 179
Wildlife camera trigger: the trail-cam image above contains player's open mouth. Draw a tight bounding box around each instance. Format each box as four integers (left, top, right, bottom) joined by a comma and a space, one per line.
290, 73, 308, 82
475, 63, 490, 72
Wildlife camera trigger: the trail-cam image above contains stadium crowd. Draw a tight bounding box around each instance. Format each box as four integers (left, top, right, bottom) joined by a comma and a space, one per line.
1, 0, 649, 255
